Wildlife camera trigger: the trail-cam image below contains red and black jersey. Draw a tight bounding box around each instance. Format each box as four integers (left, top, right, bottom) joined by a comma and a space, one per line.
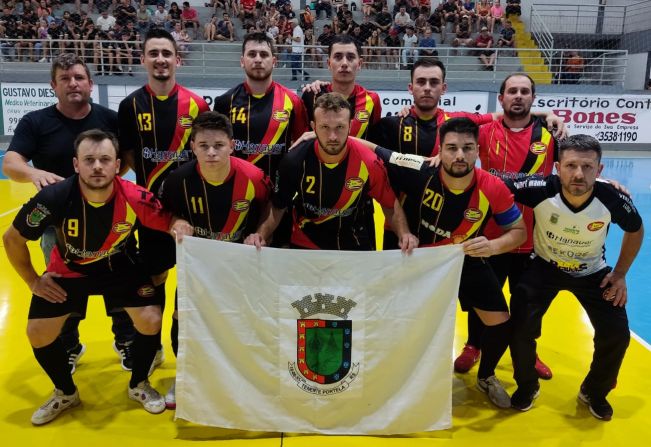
12, 176, 172, 277
369, 107, 493, 156
478, 116, 557, 252
375, 146, 521, 247
213, 81, 308, 179
273, 138, 396, 250
302, 84, 381, 139
118, 83, 210, 194
160, 158, 270, 242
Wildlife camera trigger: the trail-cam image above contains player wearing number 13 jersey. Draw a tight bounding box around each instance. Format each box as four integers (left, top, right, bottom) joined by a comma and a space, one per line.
118, 28, 210, 277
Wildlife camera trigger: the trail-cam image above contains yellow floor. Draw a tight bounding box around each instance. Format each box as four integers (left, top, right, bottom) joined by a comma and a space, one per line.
1, 181, 651, 446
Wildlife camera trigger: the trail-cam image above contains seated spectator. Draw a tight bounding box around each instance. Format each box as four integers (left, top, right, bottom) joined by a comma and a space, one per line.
332, 0, 347, 16
82, 20, 98, 63
489, 0, 505, 33
461, 1, 476, 19
266, 16, 279, 42
475, 26, 495, 70
304, 27, 319, 68
300, 9, 313, 30
418, 27, 438, 59
506, 0, 521, 17
384, 27, 401, 69
168, 2, 182, 23
225, 0, 239, 17
115, 0, 137, 27
562, 50, 584, 84
476, 0, 490, 32
171, 20, 191, 62
204, 14, 217, 40
452, 14, 473, 49
280, 2, 296, 20
427, 6, 442, 34
205, 0, 226, 11
375, 4, 393, 34
392, 0, 408, 15
115, 31, 135, 74
340, 11, 357, 34
331, 14, 341, 34
349, 24, 365, 47
393, 6, 412, 34
96, 9, 116, 31
152, 3, 168, 30
401, 25, 418, 68
181, 1, 200, 38
418, 0, 431, 16
265, 3, 280, 23
315, 0, 332, 20
315, 23, 334, 66
136, 3, 151, 34
15, 19, 36, 62
240, 0, 257, 24
414, 8, 429, 35
215, 12, 234, 41
441, 0, 459, 26
336, 3, 350, 22
361, 0, 373, 18
365, 28, 382, 69
497, 19, 515, 48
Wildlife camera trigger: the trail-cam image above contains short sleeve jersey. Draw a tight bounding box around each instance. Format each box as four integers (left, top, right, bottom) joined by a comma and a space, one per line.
160, 158, 271, 242
213, 81, 308, 179
12, 176, 172, 277
479, 117, 557, 252
273, 138, 396, 250
369, 107, 493, 156
302, 84, 381, 139
375, 147, 522, 247
118, 83, 210, 193
8, 104, 118, 178
509, 175, 642, 277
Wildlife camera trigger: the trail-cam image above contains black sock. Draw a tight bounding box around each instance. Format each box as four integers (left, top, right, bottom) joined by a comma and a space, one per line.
33, 339, 76, 395
467, 309, 484, 348
129, 331, 160, 388
171, 317, 179, 358
155, 283, 166, 350
478, 319, 512, 380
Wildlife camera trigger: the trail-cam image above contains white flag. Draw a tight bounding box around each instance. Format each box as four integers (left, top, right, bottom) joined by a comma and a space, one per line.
176, 237, 464, 435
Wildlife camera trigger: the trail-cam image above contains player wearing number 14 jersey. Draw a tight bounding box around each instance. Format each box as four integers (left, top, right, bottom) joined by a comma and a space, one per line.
213, 33, 308, 180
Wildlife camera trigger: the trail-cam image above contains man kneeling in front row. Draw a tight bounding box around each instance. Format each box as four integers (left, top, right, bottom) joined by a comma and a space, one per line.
3, 129, 193, 425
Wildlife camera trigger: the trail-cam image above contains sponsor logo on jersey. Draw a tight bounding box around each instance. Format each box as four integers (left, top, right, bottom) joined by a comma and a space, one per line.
232, 199, 250, 212
550, 213, 559, 224
345, 177, 365, 191
272, 110, 290, 123
26, 203, 51, 228
288, 293, 359, 395
112, 221, 133, 234
530, 141, 547, 155
451, 234, 466, 244
464, 208, 483, 222
587, 221, 605, 231
355, 110, 370, 123
137, 285, 156, 298
178, 114, 194, 129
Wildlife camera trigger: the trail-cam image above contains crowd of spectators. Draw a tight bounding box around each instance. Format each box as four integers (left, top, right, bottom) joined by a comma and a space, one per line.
0, 0, 524, 71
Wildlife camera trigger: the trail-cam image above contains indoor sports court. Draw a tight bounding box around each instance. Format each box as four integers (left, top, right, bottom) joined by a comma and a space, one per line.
1, 152, 650, 445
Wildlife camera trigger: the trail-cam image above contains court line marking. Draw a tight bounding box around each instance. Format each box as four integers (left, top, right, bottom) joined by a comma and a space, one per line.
632, 331, 651, 352
0, 207, 20, 218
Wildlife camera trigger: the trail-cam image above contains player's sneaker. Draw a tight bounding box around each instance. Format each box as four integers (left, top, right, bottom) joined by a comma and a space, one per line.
454, 344, 480, 373
511, 385, 540, 412
31, 388, 81, 425
165, 381, 176, 409
477, 375, 511, 409
578, 385, 613, 421
128, 381, 166, 414
113, 340, 133, 371
67, 343, 86, 375
535, 355, 553, 380
148, 348, 165, 377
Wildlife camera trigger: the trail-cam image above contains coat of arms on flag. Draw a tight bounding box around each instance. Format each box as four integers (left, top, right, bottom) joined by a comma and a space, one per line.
288, 293, 359, 394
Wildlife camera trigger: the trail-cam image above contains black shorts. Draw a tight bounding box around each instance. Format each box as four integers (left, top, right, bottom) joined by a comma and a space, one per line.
458, 256, 508, 312
487, 252, 533, 289
28, 268, 162, 319
138, 226, 176, 276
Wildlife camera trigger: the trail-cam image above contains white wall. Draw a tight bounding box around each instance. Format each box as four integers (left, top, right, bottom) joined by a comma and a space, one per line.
625, 52, 649, 90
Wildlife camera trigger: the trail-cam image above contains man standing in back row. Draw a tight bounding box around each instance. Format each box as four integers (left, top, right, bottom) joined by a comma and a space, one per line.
118, 28, 210, 395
